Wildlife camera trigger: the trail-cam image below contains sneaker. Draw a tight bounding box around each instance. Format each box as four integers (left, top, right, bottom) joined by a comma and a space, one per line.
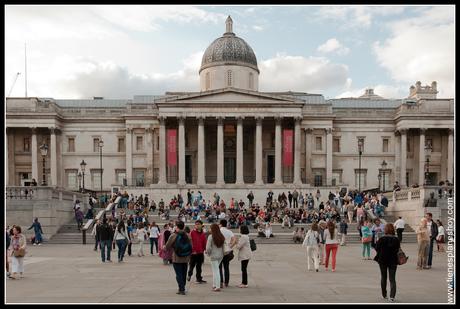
238, 284, 248, 288
332, 269, 336, 272
212, 288, 221, 292
316, 269, 319, 272
176, 291, 186, 295
389, 298, 395, 302
187, 275, 191, 282
38, 243, 42, 246
33, 243, 37, 246
196, 280, 207, 284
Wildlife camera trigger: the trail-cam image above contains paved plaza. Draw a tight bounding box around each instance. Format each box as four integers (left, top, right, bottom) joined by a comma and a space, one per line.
5, 243, 452, 303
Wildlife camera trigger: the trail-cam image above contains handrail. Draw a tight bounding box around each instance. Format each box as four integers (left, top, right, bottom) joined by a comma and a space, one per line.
81, 195, 122, 244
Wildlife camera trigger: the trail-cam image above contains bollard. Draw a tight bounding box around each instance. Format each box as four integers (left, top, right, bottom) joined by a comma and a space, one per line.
82, 229, 86, 245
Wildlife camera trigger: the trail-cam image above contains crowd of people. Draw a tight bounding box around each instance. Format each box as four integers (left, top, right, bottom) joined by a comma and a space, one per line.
6, 185, 450, 303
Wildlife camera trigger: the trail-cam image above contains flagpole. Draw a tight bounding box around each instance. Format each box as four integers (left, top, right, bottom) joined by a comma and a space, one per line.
25, 42, 28, 97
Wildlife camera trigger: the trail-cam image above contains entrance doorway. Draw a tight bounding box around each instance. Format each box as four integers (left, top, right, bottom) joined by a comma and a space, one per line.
185, 155, 192, 184
224, 157, 236, 183
267, 155, 275, 183
425, 172, 438, 186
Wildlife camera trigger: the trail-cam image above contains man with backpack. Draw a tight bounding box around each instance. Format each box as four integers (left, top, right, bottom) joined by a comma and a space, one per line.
165, 220, 193, 295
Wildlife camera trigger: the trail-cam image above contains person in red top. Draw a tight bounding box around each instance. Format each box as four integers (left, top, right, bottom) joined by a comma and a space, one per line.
187, 220, 207, 284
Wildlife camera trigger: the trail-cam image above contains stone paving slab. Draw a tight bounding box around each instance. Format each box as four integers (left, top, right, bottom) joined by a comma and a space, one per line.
5, 243, 452, 304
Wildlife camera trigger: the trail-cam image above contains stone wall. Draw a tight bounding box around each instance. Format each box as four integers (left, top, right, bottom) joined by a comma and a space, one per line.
6, 187, 88, 240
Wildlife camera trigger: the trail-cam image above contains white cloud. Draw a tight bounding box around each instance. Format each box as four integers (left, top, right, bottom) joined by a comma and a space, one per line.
316, 6, 405, 29
259, 53, 349, 93
5, 5, 226, 42
252, 25, 264, 32
317, 38, 350, 55
9, 51, 204, 99
373, 6, 454, 97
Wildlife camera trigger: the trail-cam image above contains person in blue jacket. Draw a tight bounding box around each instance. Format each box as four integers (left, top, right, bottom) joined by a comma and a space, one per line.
28, 218, 44, 245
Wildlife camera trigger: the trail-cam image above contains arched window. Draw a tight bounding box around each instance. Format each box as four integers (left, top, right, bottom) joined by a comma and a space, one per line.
227, 70, 233, 87
205, 72, 210, 90
248, 72, 254, 90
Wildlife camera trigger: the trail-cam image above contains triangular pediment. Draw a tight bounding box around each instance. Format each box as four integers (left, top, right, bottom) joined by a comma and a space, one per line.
159, 88, 301, 104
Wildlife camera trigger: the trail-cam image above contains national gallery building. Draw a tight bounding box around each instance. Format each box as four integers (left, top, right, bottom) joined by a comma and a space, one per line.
5, 17, 454, 200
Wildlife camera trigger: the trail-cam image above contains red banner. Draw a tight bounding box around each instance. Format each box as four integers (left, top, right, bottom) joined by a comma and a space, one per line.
167, 129, 177, 166
283, 129, 293, 167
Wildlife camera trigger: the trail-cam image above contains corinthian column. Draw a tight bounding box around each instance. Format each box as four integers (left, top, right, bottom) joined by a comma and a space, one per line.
255, 116, 263, 185
197, 117, 205, 185
126, 127, 133, 185
326, 128, 333, 186
236, 116, 244, 185
275, 117, 282, 185
50, 127, 58, 187
293, 117, 302, 185
418, 128, 426, 186
216, 117, 225, 186
31, 127, 38, 182
400, 129, 407, 187
158, 117, 166, 185
178, 117, 186, 186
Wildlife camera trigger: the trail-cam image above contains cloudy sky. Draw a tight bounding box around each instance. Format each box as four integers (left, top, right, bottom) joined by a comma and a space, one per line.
5, 5, 455, 99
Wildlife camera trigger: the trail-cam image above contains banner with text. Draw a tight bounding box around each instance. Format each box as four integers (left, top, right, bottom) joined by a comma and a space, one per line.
283, 129, 293, 167
167, 129, 177, 166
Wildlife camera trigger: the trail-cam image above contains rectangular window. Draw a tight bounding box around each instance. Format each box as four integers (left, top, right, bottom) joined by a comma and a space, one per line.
314, 174, 323, 187
118, 138, 125, 152
91, 170, 102, 190
355, 170, 367, 189
382, 138, 389, 153
134, 170, 145, 187
68, 137, 75, 152
315, 136, 322, 151
332, 170, 342, 186
93, 138, 100, 152
380, 170, 391, 192
333, 138, 340, 153
23, 138, 30, 152
66, 170, 78, 190
116, 170, 126, 186
313, 169, 324, 186
136, 136, 143, 151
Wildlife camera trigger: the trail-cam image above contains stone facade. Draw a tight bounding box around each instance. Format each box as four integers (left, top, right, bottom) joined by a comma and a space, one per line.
5, 18, 454, 198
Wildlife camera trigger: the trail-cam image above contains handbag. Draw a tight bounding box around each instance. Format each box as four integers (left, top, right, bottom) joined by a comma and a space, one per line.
250, 239, 257, 251
362, 236, 373, 243
14, 248, 25, 257
397, 248, 408, 265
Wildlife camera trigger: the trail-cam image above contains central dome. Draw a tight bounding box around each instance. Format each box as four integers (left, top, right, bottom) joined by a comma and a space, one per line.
199, 17, 259, 74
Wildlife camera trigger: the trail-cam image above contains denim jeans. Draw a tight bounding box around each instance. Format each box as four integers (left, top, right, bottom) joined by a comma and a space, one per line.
150, 238, 159, 254
173, 263, 188, 292
427, 238, 435, 266
100, 240, 111, 262
116, 239, 127, 261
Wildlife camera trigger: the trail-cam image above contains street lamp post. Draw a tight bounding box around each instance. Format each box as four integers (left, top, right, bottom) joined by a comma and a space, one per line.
99, 139, 104, 202
358, 139, 363, 192
39, 143, 48, 186
78, 172, 82, 192
80, 160, 87, 192
378, 173, 382, 193
381, 160, 387, 192
424, 143, 432, 186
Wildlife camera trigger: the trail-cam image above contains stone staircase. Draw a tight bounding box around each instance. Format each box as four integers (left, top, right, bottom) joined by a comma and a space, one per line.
46, 209, 418, 245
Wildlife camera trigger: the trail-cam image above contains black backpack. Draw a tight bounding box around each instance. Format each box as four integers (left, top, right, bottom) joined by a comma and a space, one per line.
174, 232, 192, 257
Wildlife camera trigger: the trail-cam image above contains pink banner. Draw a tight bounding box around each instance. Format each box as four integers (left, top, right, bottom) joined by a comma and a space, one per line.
283, 129, 293, 167
167, 129, 177, 166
